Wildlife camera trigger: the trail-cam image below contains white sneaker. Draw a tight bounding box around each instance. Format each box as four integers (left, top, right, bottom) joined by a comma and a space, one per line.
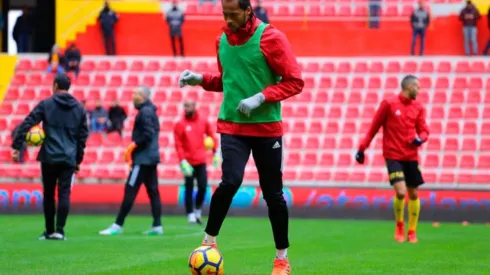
49, 232, 67, 240
188, 213, 197, 223
99, 224, 123, 236
194, 209, 202, 219
143, 226, 163, 236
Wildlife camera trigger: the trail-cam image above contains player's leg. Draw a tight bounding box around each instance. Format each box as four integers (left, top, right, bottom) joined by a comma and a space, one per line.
52, 164, 75, 240
203, 134, 250, 246
194, 163, 208, 223
184, 171, 197, 223
40, 163, 58, 239
251, 136, 291, 274
386, 159, 407, 242
142, 165, 163, 235
404, 161, 424, 243
99, 165, 144, 235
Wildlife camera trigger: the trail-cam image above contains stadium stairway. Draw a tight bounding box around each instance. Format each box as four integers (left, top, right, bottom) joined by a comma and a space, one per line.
1, 54, 490, 189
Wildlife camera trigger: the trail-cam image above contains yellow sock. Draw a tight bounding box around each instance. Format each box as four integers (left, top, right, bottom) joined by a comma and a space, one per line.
393, 196, 405, 223
408, 199, 421, 231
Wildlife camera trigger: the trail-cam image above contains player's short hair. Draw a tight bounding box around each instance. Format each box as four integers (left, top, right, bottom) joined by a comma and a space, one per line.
54, 73, 71, 90
401, 75, 418, 90
139, 85, 152, 99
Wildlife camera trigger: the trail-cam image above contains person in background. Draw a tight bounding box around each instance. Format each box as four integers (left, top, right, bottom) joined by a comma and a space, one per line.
368, 0, 381, 29
253, 0, 269, 24
483, 6, 490, 55
47, 45, 66, 74
459, 0, 480, 56
13, 8, 32, 53
108, 100, 127, 136
98, 1, 119, 55
90, 100, 109, 133
173, 100, 219, 224
0, 13, 4, 32
11, 124, 28, 164
81, 100, 91, 129
166, 0, 185, 57
64, 43, 82, 78
410, 0, 430, 56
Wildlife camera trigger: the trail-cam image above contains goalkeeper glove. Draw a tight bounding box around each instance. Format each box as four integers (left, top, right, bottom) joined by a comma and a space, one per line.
180, 160, 194, 177
411, 137, 423, 147
124, 142, 137, 167
355, 151, 365, 164
212, 152, 220, 169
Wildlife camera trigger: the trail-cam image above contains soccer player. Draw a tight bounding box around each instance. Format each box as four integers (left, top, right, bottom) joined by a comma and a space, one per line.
173, 100, 219, 224
355, 75, 429, 243
99, 86, 163, 236
178, 0, 304, 273
11, 73, 89, 240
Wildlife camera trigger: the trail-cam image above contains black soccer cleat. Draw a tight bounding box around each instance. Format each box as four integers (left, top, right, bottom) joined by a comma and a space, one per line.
196, 217, 202, 225
38, 232, 52, 240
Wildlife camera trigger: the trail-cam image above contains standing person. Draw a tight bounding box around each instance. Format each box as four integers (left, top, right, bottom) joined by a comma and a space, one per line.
483, 6, 490, 55
459, 0, 480, 56
108, 100, 127, 136
11, 73, 89, 240
166, 0, 185, 57
178, 0, 304, 273
355, 75, 429, 244
98, 1, 119, 55
99, 86, 163, 236
410, 0, 430, 56
12, 8, 32, 53
173, 100, 219, 224
253, 0, 269, 23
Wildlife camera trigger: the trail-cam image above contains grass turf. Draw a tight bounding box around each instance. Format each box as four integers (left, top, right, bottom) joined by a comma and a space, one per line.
0, 215, 489, 275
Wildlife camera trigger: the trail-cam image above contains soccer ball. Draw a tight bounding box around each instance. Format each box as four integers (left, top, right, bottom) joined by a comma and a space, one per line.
26, 126, 45, 146
188, 246, 224, 275
204, 136, 214, 150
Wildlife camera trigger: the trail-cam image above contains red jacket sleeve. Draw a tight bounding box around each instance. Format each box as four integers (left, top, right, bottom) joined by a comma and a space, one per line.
359, 100, 389, 151
416, 106, 430, 142
205, 120, 218, 153
260, 26, 304, 103
200, 35, 224, 92
173, 122, 186, 162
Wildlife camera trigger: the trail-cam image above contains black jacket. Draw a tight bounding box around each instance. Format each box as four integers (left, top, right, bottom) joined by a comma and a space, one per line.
98, 9, 118, 35
12, 93, 89, 167
131, 100, 160, 165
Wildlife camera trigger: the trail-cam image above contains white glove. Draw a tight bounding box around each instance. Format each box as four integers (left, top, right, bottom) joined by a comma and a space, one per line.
179, 70, 203, 88
236, 93, 265, 117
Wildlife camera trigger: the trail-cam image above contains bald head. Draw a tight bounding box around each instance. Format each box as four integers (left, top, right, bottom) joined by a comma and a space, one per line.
401, 75, 420, 100
184, 99, 196, 118
133, 85, 152, 106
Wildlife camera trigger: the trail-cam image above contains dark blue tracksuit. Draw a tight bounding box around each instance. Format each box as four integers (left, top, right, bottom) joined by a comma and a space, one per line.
12, 93, 89, 235
115, 100, 162, 227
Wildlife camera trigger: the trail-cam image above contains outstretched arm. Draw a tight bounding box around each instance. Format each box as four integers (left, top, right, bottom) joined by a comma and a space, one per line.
200, 36, 223, 92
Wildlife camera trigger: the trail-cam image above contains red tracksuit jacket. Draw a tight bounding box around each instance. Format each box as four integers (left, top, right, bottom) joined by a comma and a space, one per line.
200, 16, 304, 137
173, 112, 217, 166
359, 93, 430, 161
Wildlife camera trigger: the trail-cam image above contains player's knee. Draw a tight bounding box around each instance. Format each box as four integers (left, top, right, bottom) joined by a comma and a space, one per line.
263, 191, 286, 207
395, 192, 405, 200
216, 182, 240, 196
407, 188, 418, 200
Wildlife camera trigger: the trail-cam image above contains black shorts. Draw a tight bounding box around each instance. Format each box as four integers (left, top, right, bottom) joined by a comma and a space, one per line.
385, 159, 424, 188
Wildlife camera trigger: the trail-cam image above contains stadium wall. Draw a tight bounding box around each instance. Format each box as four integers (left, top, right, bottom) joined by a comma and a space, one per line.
72, 14, 490, 56
1, 183, 489, 222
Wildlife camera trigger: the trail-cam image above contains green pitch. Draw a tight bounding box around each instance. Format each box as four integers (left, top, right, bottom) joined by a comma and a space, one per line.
1, 215, 489, 275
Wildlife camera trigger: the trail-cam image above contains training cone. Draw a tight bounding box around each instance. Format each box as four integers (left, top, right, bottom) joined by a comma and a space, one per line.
432, 222, 440, 227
